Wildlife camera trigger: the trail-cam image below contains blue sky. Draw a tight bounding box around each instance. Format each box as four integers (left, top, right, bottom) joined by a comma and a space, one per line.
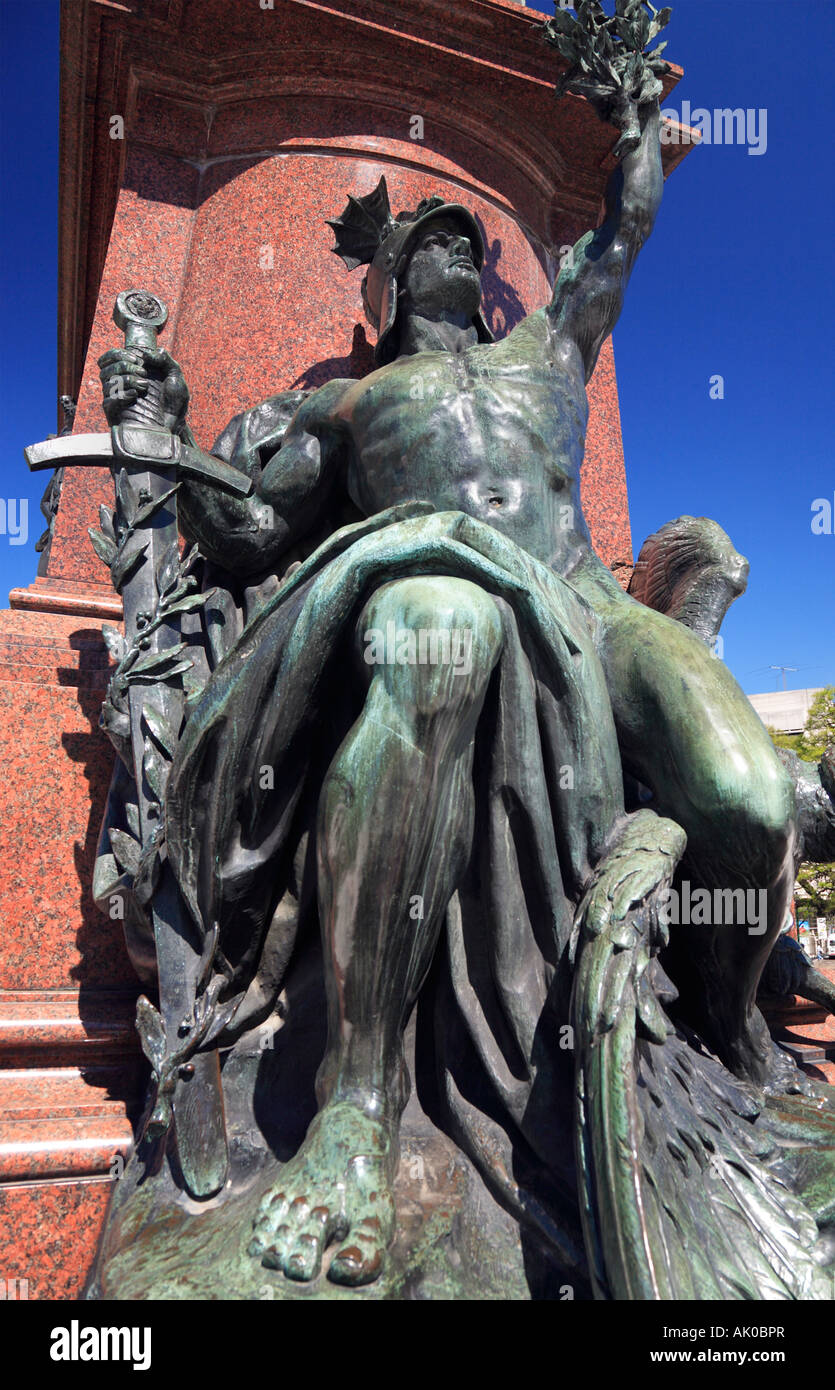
0, 0, 832, 694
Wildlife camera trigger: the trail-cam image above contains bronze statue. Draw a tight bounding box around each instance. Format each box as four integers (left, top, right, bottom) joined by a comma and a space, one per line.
71, 2, 834, 1299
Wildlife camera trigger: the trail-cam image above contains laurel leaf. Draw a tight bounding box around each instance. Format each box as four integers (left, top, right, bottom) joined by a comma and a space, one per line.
98, 505, 116, 542
116, 472, 138, 527
133, 484, 179, 530
89, 527, 117, 569
143, 736, 168, 801
111, 536, 149, 591
155, 544, 180, 598
142, 702, 177, 759
136, 995, 168, 1074
109, 827, 142, 877
163, 591, 212, 617
129, 641, 188, 676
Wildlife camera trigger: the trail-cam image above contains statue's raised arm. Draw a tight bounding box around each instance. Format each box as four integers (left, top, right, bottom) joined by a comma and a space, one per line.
548, 105, 662, 381
543, 0, 669, 380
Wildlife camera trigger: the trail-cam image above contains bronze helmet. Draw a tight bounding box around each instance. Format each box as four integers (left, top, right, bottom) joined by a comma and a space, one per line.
328, 175, 494, 365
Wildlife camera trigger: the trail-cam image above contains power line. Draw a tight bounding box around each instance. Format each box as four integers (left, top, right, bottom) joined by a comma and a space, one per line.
766, 658, 800, 686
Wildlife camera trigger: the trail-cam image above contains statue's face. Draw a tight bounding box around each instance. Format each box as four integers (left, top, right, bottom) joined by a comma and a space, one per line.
401, 219, 482, 320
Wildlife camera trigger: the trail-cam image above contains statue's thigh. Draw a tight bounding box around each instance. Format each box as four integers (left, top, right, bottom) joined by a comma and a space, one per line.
598, 600, 792, 839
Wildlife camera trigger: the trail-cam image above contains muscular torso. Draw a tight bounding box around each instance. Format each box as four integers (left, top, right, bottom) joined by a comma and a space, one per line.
327, 310, 594, 574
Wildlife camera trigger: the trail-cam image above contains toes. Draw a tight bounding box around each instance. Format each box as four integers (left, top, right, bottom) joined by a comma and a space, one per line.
326, 1158, 396, 1285
282, 1206, 337, 1282
248, 1189, 291, 1258
328, 1223, 386, 1287
284, 1232, 324, 1282
257, 1188, 288, 1223
250, 1194, 342, 1283
247, 1120, 396, 1288
257, 1224, 293, 1269
249, 1190, 288, 1247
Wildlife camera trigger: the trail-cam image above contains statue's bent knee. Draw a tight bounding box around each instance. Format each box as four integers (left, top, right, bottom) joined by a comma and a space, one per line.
358, 576, 503, 715
718, 747, 795, 872
753, 761, 796, 867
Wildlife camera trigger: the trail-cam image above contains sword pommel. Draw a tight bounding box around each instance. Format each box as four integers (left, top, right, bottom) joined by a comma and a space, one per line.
114, 290, 169, 352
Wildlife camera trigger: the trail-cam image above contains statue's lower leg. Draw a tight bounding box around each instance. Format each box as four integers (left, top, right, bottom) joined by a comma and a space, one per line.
250, 577, 503, 1284
671, 830, 799, 1091
584, 594, 800, 1090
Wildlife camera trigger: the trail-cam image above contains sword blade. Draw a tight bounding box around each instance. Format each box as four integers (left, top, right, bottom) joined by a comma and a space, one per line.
25, 432, 253, 498
24, 433, 112, 469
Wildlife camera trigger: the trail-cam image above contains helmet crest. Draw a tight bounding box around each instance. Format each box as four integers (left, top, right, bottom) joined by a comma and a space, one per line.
327, 177, 399, 271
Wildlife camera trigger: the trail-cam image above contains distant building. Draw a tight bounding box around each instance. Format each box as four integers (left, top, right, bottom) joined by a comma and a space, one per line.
748, 688, 824, 736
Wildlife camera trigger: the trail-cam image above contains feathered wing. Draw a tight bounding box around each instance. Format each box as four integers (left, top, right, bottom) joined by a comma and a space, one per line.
571, 809, 833, 1300
627, 515, 749, 645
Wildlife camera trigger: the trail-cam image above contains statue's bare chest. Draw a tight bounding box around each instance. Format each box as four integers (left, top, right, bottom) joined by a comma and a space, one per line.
338, 344, 587, 490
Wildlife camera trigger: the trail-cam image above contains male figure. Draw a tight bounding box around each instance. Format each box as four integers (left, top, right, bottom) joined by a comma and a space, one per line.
100, 97, 794, 1285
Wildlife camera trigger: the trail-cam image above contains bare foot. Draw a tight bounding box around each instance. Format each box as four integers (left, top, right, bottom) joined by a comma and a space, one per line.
249, 1101, 396, 1286
724, 1009, 809, 1096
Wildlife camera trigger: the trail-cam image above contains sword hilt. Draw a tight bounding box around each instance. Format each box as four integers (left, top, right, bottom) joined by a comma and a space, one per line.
113, 289, 169, 430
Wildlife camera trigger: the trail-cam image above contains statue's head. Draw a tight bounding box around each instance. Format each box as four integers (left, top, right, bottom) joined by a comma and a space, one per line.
328, 175, 494, 365
398, 216, 483, 324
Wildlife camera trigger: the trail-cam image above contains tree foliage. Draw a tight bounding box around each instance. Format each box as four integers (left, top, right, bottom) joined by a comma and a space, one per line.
796, 862, 835, 921
797, 685, 835, 762
768, 687, 835, 922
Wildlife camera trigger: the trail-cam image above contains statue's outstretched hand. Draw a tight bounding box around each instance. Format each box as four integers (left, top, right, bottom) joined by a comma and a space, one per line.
542, 0, 670, 158
98, 344, 190, 433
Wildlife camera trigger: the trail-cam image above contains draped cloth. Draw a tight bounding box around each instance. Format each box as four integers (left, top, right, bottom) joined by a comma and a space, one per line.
164, 504, 626, 1260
